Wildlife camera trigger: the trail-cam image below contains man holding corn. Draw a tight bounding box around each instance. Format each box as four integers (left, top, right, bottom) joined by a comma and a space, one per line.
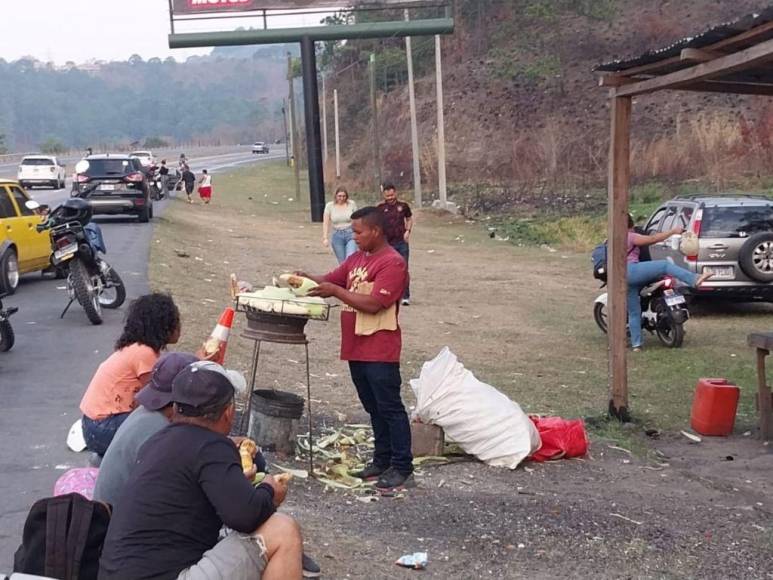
302, 206, 414, 491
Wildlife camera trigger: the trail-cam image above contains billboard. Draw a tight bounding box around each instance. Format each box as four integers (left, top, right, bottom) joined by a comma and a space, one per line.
172, 0, 413, 14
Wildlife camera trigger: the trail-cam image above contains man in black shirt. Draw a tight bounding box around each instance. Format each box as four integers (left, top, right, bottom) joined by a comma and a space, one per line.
158, 160, 170, 197
99, 361, 302, 580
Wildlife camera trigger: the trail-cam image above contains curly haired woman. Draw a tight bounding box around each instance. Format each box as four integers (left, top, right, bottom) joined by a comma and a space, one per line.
80, 293, 181, 456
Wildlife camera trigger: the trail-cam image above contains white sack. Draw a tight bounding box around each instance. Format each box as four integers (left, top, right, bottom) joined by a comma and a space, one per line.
410, 347, 541, 469
66, 419, 87, 452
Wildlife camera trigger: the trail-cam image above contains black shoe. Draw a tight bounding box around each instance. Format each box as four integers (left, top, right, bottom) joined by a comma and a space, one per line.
375, 467, 415, 490
302, 553, 321, 578
351, 462, 388, 480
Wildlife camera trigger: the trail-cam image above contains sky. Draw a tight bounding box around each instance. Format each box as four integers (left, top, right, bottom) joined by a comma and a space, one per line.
0, 1, 331, 64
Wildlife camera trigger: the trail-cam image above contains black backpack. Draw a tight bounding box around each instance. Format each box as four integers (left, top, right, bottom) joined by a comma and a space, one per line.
591, 227, 651, 283
13, 493, 111, 580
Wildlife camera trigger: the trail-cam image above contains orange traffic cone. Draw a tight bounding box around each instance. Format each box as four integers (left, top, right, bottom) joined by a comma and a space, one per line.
204, 307, 235, 365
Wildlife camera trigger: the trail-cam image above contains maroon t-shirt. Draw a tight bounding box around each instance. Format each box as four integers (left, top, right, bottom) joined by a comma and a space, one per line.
377, 201, 413, 245
323, 246, 407, 362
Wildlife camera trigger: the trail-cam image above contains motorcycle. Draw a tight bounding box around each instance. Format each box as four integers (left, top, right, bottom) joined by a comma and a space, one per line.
30, 189, 126, 325
593, 276, 689, 348
0, 292, 17, 352
147, 164, 164, 201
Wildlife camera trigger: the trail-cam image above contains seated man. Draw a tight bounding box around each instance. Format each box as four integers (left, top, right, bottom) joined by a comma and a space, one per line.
94, 352, 267, 506
99, 361, 302, 580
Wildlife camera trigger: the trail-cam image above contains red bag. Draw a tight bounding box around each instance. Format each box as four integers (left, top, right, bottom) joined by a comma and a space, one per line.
528, 416, 588, 462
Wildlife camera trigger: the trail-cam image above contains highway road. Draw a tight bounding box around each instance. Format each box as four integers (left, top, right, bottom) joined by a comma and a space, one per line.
0, 148, 283, 568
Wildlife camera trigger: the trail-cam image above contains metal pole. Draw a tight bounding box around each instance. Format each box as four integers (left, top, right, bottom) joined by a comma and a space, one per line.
334, 88, 341, 178
282, 100, 290, 166
288, 53, 301, 202
435, 35, 447, 207
405, 9, 422, 207
167, 0, 175, 35
369, 53, 382, 191
321, 74, 328, 164
301, 36, 325, 223
262, 9, 267, 30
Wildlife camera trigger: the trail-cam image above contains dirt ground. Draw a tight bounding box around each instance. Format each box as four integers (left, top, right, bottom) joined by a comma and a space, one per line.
150, 164, 772, 579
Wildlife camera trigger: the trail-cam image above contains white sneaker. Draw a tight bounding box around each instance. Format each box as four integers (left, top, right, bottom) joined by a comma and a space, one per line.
401, 299, 410, 306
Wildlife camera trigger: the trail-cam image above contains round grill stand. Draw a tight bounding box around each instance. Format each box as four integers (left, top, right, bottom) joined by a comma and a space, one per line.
237, 311, 315, 476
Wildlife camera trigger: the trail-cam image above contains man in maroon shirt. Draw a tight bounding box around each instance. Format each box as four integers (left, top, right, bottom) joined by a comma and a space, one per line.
303, 206, 413, 490
377, 183, 413, 305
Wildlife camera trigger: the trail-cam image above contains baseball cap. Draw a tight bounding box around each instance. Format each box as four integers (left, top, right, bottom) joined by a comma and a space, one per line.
172, 360, 240, 415
135, 352, 198, 411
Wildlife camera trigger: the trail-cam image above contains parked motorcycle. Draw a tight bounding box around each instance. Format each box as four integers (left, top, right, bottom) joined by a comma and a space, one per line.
593, 276, 689, 348
147, 164, 164, 201
30, 184, 126, 325
0, 292, 17, 352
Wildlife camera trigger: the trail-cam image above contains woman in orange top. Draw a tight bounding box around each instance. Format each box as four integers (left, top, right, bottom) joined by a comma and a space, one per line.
80, 293, 181, 456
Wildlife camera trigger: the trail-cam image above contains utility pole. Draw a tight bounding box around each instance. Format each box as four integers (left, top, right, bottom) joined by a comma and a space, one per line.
369, 52, 382, 191
288, 53, 301, 201
334, 88, 341, 178
300, 36, 325, 221
282, 99, 290, 166
435, 34, 447, 207
405, 9, 422, 207
321, 73, 328, 165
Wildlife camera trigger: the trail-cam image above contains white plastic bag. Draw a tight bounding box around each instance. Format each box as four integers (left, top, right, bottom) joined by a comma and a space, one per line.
410, 347, 541, 469
66, 418, 87, 453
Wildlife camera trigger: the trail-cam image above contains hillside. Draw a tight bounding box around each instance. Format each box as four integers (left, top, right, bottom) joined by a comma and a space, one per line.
325, 0, 773, 203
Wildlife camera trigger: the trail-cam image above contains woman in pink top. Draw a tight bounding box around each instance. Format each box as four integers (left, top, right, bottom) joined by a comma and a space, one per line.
80, 293, 181, 456
626, 215, 712, 351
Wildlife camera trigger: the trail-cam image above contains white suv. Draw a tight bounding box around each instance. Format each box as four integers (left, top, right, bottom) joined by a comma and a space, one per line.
17, 155, 66, 189
130, 150, 155, 167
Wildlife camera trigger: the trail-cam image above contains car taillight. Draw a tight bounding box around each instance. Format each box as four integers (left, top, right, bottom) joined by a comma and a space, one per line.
124, 172, 144, 183
75, 174, 90, 183
686, 209, 703, 262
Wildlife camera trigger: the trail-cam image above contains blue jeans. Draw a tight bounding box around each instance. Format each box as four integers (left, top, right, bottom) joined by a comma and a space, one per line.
331, 227, 357, 264
349, 361, 413, 474
82, 412, 130, 456
391, 240, 410, 300
627, 261, 698, 348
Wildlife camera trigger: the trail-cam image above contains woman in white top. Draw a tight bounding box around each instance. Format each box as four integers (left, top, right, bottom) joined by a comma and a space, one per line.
322, 187, 358, 263
197, 169, 213, 205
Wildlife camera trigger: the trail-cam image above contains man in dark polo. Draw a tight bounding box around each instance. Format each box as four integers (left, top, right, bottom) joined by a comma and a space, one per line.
377, 183, 413, 305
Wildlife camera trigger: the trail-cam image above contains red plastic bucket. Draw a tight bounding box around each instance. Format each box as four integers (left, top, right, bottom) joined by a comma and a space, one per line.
690, 378, 740, 437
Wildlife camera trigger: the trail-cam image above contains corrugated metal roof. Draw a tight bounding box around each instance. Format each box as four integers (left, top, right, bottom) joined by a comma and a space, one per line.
596, 6, 773, 73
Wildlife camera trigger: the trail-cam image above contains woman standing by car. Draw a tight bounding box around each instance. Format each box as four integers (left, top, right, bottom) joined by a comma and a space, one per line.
626, 214, 713, 351
322, 187, 358, 263
79, 293, 181, 456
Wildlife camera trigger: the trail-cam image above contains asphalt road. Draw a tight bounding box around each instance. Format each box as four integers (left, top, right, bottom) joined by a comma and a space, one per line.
0, 149, 283, 569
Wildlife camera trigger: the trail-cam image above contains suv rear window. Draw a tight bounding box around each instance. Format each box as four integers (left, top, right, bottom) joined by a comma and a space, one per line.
21, 158, 54, 166
83, 159, 135, 176
701, 205, 773, 238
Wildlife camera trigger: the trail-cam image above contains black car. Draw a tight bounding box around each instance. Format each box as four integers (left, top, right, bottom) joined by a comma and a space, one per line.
72, 155, 153, 222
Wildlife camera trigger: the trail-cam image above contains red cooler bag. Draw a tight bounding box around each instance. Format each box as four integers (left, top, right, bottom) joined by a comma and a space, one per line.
528, 416, 588, 462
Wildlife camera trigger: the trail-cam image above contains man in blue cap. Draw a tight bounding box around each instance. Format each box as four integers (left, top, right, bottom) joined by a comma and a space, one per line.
99, 361, 303, 580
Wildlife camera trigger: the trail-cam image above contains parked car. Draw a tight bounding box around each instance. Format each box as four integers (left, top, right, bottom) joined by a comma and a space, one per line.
72, 155, 153, 223
251, 142, 270, 154
0, 180, 52, 294
17, 155, 66, 190
129, 150, 155, 167
643, 194, 773, 301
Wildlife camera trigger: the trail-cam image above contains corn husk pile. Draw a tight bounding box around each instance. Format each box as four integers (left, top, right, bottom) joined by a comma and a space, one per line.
296, 424, 449, 493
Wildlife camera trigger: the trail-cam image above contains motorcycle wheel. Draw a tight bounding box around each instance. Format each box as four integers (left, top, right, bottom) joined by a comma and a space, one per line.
655, 316, 684, 348
0, 319, 14, 352
70, 258, 103, 325
593, 302, 608, 334
99, 266, 126, 309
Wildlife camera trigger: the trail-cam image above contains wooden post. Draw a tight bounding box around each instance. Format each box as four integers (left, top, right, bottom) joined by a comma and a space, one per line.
607, 95, 632, 422
435, 34, 447, 207
405, 9, 422, 207
334, 88, 341, 178
756, 349, 772, 440
369, 53, 382, 191
321, 73, 328, 164
288, 54, 301, 202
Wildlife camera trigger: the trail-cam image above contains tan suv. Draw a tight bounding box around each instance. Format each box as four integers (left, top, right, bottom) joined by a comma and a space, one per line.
644, 195, 773, 301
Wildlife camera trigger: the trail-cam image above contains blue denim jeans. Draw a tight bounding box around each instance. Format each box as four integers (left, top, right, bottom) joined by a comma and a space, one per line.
82, 412, 130, 456
331, 228, 357, 264
627, 260, 698, 348
348, 361, 413, 474
390, 240, 410, 300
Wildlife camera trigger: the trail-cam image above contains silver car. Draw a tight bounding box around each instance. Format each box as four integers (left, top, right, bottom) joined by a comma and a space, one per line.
643, 195, 773, 301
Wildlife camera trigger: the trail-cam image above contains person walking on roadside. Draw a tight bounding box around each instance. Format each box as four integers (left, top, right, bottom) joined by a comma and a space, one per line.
300, 206, 413, 491
322, 187, 358, 263
198, 169, 213, 205
377, 183, 413, 305
626, 214, 713, 351
159, 159, 170, 198
182, 166, 196, 204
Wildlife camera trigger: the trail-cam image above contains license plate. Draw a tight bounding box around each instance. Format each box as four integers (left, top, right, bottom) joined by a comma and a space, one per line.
664, 289, 685, 306
100, 184, 116, 191
705, 266, 734, 279
54, 243, 78, 261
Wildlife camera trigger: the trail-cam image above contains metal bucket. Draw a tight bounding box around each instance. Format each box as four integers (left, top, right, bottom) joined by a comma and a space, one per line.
248, 389, 305, 454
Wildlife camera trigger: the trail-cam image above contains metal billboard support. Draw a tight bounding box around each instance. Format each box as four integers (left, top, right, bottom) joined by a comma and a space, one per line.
301, 36, 325, 223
